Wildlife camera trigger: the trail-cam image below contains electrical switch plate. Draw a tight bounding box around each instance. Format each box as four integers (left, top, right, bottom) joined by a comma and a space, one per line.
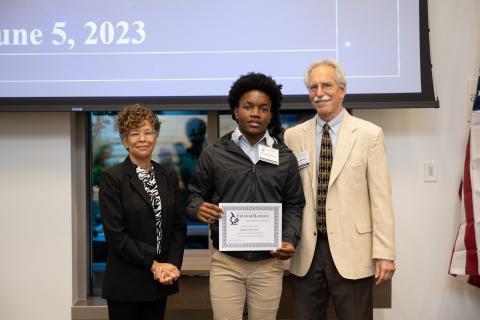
424, 161, 439, 182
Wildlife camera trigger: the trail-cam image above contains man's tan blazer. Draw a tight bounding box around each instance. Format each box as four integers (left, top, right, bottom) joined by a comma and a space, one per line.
284, 111, 395, 280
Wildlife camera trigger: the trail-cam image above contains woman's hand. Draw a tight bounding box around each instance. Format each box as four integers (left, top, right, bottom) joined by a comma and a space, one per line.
151, 261, 180, 285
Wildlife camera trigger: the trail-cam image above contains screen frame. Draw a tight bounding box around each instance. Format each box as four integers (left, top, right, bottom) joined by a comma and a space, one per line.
0, 0, 438, 111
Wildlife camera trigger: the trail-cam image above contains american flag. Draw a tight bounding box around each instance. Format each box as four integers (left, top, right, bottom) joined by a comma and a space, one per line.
449, 76, 480, 288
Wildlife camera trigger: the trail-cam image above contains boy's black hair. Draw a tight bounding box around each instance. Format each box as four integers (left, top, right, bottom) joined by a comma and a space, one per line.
227, 72, 283, 122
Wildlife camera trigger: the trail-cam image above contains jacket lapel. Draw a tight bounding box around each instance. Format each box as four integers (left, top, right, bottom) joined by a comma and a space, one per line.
122, 157, 154, 210
301, 117, 317, 200
329, 112, 356, 187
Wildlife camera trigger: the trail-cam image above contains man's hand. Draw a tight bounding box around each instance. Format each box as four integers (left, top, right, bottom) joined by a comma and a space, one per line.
375, 260, 396, 285
271, 242, 296, 260
151, 261, 180, 285
196, 202, 223, 224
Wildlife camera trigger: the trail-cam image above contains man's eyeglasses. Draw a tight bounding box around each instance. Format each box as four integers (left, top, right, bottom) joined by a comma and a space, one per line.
308, 82, 337, 94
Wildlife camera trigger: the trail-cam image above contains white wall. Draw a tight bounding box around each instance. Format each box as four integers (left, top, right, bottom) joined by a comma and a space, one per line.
0, 1, 479, 320
359, 1, 480, 319
0, 113, 72, 320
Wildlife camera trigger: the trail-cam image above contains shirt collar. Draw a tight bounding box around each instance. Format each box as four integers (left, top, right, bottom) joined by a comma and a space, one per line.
135, 164, 154, 174
316, 108, 344, 135
232, 126, 275, 147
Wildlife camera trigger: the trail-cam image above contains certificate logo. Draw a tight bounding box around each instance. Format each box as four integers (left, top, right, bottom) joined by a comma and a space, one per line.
229, 212, 239, 225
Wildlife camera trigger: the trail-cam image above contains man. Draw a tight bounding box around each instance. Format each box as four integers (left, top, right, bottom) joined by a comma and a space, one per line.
283, 59, 396, 320
188, 72, 305, 320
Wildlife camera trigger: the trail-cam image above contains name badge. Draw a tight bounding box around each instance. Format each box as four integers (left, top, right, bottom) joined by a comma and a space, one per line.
259, 145, 279, 165
295, 151, 310, 169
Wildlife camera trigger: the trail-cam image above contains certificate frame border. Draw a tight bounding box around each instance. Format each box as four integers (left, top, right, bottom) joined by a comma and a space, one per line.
219, 203, 281, 251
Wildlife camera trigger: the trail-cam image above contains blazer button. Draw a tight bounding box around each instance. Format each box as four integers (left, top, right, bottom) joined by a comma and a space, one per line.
313, 231, 317, 236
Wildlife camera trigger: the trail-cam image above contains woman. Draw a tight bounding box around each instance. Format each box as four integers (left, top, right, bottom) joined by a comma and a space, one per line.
99, 104, 186, 320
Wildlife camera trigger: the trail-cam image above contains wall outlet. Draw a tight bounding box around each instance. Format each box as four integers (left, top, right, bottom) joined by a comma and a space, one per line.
424, 161, 439, 182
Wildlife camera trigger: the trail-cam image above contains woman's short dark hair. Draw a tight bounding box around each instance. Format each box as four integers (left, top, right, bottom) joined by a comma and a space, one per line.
117, 104, 161, 140
228, 72, 283, 121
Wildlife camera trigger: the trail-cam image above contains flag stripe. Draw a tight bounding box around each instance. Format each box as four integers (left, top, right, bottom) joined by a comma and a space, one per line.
449, 76, 480, 288
468, 275, 480, 287
463, 132, 478, 274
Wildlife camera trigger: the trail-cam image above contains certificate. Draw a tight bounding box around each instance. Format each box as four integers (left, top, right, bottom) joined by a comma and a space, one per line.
218, 203, 282, 251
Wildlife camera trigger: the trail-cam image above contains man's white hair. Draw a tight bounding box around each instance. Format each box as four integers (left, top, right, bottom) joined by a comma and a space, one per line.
304, 59, 347, 88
